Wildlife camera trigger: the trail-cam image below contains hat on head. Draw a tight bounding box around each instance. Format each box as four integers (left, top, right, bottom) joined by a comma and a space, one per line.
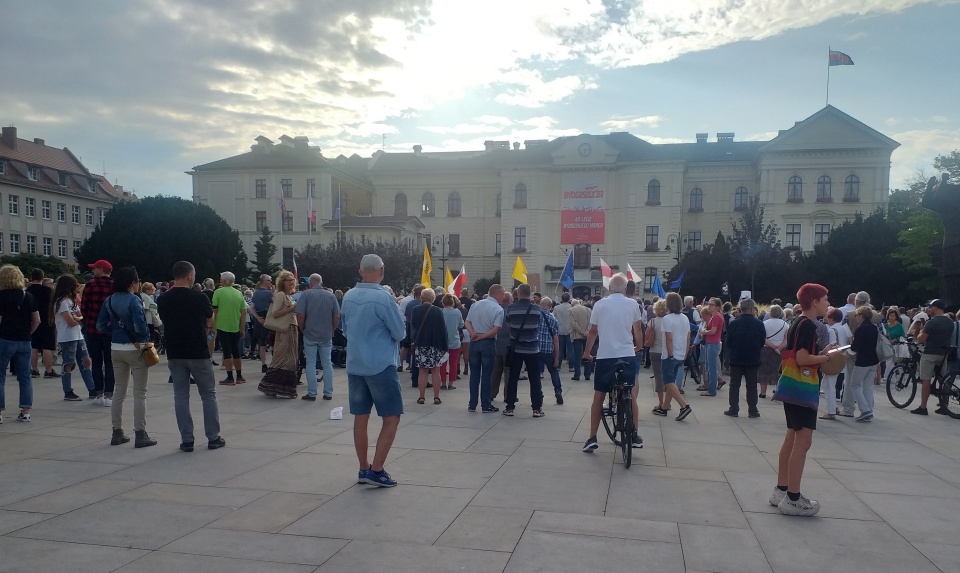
90, 259, 113, 272
927, 298, 947, 311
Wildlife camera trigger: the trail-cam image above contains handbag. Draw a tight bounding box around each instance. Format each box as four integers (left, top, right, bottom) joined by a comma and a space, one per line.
264, 296, 291, 332
876, 327, 895, 362
643, 322, 655, 348
107, 297, 159, 367
505, 303, 536, 364
772, 317, 821, 410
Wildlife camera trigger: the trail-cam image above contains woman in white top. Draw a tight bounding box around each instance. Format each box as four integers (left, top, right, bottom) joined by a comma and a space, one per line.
648, 299, 668, 412
654, 292, 693, 421
50, 275, 96, 401
819, 307, 849, 419
759, 305, 788, 398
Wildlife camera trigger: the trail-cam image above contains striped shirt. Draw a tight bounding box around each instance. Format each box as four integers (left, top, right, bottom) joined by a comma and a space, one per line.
505, 299, 541, 355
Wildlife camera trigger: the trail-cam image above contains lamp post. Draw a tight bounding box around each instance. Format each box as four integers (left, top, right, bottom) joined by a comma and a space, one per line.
433, 235, 449, 283
665, 233, 687, 265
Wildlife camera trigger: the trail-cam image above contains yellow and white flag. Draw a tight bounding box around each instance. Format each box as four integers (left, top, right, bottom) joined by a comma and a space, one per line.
443, 266, 454, 295
420, 241, 432, 287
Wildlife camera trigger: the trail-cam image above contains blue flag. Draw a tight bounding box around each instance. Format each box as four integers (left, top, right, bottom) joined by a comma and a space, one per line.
651, 274, 666, 298
669, 269, 685, 290
560, 250, 575, 289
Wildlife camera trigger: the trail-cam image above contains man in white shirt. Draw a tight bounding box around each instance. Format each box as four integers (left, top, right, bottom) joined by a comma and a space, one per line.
581, 274, 644, 452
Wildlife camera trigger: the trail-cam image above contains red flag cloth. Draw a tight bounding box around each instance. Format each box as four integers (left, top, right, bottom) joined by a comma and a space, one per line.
829, 50, 854, 66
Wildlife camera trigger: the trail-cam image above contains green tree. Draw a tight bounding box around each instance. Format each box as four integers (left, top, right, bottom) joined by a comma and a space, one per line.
75, 196, 248, 283
251, 226, 281, 279
0, 253, 72, 279
473, 270, 501, 297
295, 238, 421, 293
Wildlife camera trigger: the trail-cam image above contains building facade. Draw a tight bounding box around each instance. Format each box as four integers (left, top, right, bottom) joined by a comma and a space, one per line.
191, 106, 898, 296
0, 127, 132, 269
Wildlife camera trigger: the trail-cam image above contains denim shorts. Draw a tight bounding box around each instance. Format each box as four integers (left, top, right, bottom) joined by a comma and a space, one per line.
661, 357, 684, 385
593, 357, 637, 393
348, 365, 404, 417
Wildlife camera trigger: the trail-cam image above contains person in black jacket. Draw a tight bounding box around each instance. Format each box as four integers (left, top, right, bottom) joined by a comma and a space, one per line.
724, 298, 767, 418
841, 306, 879, 422
410, 288, 450, 405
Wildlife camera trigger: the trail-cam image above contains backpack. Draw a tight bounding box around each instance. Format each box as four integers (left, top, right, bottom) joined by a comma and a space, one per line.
682, 306, 700, 333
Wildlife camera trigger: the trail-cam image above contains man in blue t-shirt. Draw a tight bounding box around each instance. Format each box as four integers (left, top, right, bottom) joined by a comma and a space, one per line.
250, 274, 275, 373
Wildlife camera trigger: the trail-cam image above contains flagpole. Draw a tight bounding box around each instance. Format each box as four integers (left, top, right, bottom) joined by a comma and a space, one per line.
278, 193, 283, 269
337, 183, 342, 246
826, 46, 831, 106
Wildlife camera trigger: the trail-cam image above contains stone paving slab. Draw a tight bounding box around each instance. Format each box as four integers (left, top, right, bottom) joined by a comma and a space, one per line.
2, 359, 959, 572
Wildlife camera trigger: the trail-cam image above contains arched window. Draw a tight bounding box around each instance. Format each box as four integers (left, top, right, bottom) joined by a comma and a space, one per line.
496, 193, 502, 217
421, 192, 435, 217
394, 192, 407, 216
514, 183, 527, 208
734, 186, 748, 210
817, 176, 832, 201
844, 175, 860, 201
447, 191, 461, 217
647, 179, 661, 205
788, 176, 803, 202
689, 187, 703, 211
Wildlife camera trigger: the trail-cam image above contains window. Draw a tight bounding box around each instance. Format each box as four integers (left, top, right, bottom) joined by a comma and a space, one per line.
87, 179, 96, 193
734, 186, 748, 210
281, 179, 292, 197
73, 240, 82, 254
689, 187, 703, 211
85, 207, 94, 226
815, 224, 831, 245
255, 179, 266, 198
786, 224, 801, 248
645, 225, 659, 251
27, 166, 39, 181
0, 233, 3, 252
687, 231, 702, 251
394, 193, 407, 216
42, 237, 52, 256
58, 172, 69, 186
41, 200, 51, 220
255, 211, 266, 231
100, 210, 106, 224
0, 160, 4, 174
306, 179, 315, 198
7, 234, 14, 253
448, 233, 461, 255
57, 203, 65, 222
514, 183, 527, 208
25, 198, 35, 217
58, 239, 67, 258
26, 235, 36, 254
284, 211, 294, 232
496, 193, 502, 217
817, 175, 832, 201
421, 192, 435, 217
282, 247, 294, 268
788, 176, 803, 202
495, 233, 502, 255
514, 227, 526, 251
844, 175, 860, 201
9, 195, 18, 215
574, 243, 592, 268
447, 191, 461, 217
423, 234, 432, 248
644, 267, 658, 293
646, 179, 661, 205
71, 205, 80, 224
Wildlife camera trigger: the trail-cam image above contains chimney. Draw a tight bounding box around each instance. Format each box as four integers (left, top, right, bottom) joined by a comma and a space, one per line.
413, 145, 422, 154
115, 185, 123, 194
716, 132, 734, 143
513, 142, 520, 150
33, 138, 44, 146
1, 127, 16, 150
695, 133, 708, 143
293, 136, 309, 149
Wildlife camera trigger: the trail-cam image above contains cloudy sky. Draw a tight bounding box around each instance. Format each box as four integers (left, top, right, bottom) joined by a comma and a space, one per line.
2, 0, 958, 197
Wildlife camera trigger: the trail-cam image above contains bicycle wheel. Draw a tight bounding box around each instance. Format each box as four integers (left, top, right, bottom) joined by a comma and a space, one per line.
939, 371, 960, 419
601, 390, 620, 444
886, 363, 917, 408
619, 392, 634, 468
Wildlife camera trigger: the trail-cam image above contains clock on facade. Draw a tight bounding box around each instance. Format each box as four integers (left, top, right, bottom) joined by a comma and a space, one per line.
578, 143, 592, 157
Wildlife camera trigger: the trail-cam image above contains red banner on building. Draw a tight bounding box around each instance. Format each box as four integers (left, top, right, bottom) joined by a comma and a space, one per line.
561, 174, 605, 244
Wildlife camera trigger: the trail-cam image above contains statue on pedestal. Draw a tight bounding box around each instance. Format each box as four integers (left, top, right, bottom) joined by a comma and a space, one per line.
923, 174, 960, 307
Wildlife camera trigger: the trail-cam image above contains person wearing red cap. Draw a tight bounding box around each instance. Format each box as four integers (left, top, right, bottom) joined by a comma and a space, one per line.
80, 259, 115, 406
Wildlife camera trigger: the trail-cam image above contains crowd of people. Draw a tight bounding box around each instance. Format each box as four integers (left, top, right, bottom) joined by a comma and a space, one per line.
1, 253, 956, 509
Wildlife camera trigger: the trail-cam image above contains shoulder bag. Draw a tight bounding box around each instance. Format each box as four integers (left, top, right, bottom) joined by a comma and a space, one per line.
643, 321, 655, 348
107, 297, 159, 367
876, 323, 895, 362
264, 295, 292, 332
410, 305, 434, 354
772, 316, 820, 410
505, 303, 536, 364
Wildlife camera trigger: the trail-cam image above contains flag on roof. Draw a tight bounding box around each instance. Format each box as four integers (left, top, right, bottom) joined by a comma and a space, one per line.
829, 50, 854, 66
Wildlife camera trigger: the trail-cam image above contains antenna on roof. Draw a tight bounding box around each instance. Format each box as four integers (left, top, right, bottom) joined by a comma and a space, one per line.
102, 161, 107, 179
382, 134, 386, 151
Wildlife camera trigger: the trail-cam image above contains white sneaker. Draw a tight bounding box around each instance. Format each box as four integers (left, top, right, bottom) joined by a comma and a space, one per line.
778, 493, 820, 516
92, 396, 104, 406
102, 398, 113, 407
17, 412, 31, 422
769, 487, 786, 507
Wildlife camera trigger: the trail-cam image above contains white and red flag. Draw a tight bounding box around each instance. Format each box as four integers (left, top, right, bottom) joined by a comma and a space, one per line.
448, 265, 467, 296
599, 257, 613, 290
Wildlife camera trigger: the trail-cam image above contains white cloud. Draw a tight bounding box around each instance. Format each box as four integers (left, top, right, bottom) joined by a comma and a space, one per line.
420, 123, 507, 135
601, 115, 663, 130
889, 128, 960, 188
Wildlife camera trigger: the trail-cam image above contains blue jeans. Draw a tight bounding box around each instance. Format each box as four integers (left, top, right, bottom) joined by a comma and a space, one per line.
539, 352, 562, 392
0, 338, 32, 411
558, 334, 570, 366
85, 331, 115, 396
304, 338, 334, 397
571, 339, 584, 378
468, 338, 495, 409
169, 358, 221, 443
60, 339, 96, 396
704, 342, 721, 394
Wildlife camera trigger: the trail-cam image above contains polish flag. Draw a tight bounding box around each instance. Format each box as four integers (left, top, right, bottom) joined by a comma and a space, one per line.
599, 257, 613, 290
626, 263, 640, 282
448, 265, 467, 296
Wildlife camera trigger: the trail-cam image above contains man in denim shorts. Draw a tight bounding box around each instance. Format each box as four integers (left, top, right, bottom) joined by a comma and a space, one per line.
340, 254, 406, 487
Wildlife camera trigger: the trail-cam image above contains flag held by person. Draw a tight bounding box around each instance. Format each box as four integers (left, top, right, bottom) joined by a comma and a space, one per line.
560, 250, 575, 290
599, 257, 613, 290
444, 266, 454, 294
512, 255, 528, 284
448, 265, 467, 295
626, 263, 640, 282
421, 241, 432, 287
670, 269, 685, 290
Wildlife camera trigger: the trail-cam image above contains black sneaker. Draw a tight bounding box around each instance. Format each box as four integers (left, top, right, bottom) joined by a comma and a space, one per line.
555, 392, 564, 405
631, 433, 644, 448
582, 437, 599, 452
676, 405, 692, 421
301, 394, 316, 401
44, 370, 61, 378
30, 369, 40, 378
468, 406, 477, 412
481, 405, 500, 413
180, 442, 195, 452
911, 406, 928, 416
935, 406, 951, 416
652, 405, 668, 416
748, 411, 761, 418
208, 437, 226, 450
63, 392, 82, 401
723, 409, 738, 417
322, 395, 333, 400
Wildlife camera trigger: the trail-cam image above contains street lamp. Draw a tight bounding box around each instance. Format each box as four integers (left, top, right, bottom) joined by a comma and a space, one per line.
665, 233, 687, 264
433, 235, 450, 280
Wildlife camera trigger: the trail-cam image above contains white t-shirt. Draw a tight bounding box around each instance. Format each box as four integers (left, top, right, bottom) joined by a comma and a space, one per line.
828, 322, 851, 347
764, 318, 788, 346
650, 316, 664, 354
590, 293, 642, 359
911, 311, 928, 328
661, 313, 690, 359
55, 298, 83, 343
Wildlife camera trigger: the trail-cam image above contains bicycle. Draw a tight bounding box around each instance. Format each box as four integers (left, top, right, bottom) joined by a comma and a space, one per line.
600, 359, 636, 468
886, 342, 960, 418
885, 338, 922, 407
